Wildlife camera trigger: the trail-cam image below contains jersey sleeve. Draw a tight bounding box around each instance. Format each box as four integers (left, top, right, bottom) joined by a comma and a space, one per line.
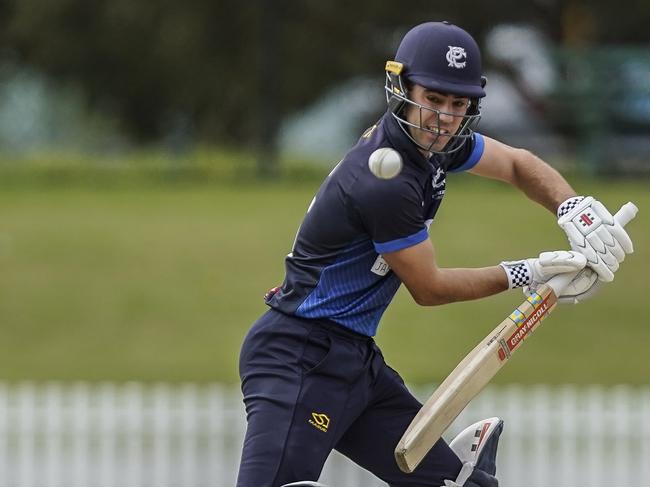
353, 178, 428, 254
445, 132, 485, 173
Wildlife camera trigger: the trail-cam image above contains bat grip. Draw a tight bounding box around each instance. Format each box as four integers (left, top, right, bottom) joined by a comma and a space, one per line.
546, 202, 638, 296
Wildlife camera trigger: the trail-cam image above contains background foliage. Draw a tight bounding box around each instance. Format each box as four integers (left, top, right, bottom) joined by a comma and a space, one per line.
2, 0, 649, 145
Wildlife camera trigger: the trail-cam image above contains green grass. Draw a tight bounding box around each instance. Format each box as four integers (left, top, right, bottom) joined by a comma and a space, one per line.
0, 175, 648, 385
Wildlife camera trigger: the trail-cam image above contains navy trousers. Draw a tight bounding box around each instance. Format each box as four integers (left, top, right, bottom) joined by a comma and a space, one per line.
236, 309, 462, 487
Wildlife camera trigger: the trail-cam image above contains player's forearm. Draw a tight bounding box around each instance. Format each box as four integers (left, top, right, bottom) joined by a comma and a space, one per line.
409, 266, 508, 306
511, 149, 576, 214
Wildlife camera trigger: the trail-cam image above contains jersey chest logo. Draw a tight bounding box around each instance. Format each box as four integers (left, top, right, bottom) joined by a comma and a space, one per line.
432, 167, 446, 199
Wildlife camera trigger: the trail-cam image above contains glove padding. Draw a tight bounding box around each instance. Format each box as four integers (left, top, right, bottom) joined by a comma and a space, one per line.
500, 250, 587, 290
525, 266, 601, 304
557, 196, 634, 282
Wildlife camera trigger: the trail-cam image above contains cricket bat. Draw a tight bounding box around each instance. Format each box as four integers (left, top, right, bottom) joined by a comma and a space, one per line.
394, 202, 638, 474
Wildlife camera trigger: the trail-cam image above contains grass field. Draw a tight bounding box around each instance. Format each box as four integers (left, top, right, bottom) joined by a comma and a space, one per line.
0, 174, 648, 385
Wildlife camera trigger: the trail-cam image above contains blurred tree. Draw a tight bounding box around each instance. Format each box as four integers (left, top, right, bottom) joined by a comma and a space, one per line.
1, 0, 648, 151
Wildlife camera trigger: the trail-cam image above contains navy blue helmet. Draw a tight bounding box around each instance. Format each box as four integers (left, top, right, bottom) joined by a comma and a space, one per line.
385, 21, 487, 154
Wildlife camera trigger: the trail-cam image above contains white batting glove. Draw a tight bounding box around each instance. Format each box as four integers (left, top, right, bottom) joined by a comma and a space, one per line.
557, 196, 634, 282
525, 267, 601, 305
499, 250, 587, 290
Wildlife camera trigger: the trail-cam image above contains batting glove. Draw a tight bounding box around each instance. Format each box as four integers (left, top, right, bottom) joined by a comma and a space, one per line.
525, 266, 600, 305
557, 196, 634, 282
500, 250, 587, 290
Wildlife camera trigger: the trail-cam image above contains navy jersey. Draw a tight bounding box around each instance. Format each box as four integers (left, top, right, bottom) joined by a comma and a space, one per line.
267, 111, 485, 336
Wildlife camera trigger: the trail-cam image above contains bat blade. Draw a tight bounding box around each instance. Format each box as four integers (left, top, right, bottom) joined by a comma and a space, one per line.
395, 201, 638, 474
394, 285, 557, 473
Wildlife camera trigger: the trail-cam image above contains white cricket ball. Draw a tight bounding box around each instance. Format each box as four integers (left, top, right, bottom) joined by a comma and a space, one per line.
368, 148, 403, 179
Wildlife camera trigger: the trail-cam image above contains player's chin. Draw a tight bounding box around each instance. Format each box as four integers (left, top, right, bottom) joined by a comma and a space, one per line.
420, 133, 450, 152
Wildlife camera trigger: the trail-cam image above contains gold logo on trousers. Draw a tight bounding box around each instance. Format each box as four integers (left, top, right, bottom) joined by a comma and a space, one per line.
309, 412, 330, 432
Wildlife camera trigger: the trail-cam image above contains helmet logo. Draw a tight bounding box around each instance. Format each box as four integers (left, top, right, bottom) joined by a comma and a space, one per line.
446, 46, 467, 69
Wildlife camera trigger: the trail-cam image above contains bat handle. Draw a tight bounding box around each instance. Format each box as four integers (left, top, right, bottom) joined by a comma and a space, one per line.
546, 202, 638, 296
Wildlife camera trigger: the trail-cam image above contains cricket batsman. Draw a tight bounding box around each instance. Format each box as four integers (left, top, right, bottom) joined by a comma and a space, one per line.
236, 21, 634, 487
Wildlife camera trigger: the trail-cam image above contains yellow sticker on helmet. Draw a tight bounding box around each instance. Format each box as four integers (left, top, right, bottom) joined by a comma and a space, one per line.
385, 61, 403, 74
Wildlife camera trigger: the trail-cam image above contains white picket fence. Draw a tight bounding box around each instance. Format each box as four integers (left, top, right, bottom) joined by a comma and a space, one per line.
0, 382, 648, 487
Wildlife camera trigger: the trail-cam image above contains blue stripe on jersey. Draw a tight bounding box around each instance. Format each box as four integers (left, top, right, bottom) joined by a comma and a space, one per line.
449, 133, 485, 173
295, 239, 402, 336
373, 227, 429, 254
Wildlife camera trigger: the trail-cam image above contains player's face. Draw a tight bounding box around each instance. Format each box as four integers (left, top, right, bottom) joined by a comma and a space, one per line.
404, 86, 470, 153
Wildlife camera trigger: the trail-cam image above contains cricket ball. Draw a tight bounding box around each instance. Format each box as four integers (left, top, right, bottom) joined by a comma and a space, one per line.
368, 148, 403, 179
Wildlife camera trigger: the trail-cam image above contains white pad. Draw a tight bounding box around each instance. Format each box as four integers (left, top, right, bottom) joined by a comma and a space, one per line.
444, 464, 476, 487
281, 483, 328, 487
443, 417, 503, 487
449, 417, 502, 465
